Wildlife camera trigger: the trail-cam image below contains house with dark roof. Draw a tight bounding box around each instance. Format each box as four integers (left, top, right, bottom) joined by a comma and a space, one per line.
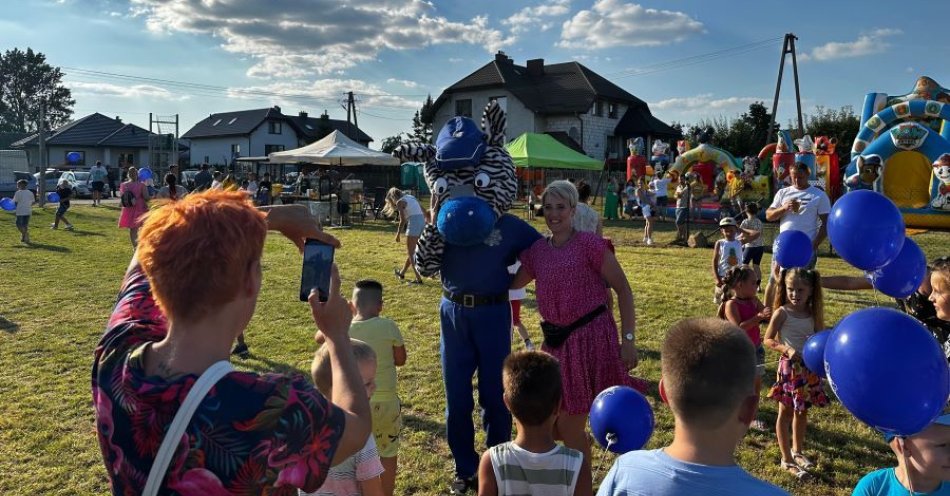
181, 106, 373, 167
432, 52, 679, 161
12, 113, 163, 169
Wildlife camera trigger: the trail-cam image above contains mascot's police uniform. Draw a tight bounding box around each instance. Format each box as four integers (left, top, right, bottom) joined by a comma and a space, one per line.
392, 101, 541, 489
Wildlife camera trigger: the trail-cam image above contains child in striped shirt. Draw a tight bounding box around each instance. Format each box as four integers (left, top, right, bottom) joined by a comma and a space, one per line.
478, 351, 583, 496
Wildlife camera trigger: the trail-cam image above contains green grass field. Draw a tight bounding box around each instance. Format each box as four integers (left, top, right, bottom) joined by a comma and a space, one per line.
0, 203, 945, 495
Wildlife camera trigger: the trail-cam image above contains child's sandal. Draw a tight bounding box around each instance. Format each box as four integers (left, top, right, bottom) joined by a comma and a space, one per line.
791, 451, 815, 469
780, 461, 810, 480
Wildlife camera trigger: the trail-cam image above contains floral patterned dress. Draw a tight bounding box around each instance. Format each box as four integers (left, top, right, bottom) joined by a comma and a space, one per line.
520, 232, 647, 415
92, 266, 345, 495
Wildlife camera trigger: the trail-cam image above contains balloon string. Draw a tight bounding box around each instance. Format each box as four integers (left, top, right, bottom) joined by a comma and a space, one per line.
594, 433, 618, 482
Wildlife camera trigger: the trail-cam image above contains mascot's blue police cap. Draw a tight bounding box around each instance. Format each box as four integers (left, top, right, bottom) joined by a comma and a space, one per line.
435, 117, 487, 170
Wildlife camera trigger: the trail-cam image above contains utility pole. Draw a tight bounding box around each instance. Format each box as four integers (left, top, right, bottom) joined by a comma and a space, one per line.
346, 91, 357, 137
38, 102, 47, 207
767, 33, 805, 142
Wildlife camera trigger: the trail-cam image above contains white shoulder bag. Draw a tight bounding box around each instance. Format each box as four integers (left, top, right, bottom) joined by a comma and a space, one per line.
142, 360, 234, 496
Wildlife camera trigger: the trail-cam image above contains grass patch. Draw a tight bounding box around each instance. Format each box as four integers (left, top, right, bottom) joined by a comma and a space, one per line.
0, 205, 945, 495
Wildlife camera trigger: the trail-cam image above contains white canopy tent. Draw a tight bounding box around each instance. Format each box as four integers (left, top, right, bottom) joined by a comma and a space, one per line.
266, 130, 398, 166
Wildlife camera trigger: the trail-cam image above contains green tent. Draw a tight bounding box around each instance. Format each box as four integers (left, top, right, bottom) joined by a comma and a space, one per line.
506, 133, 603, 170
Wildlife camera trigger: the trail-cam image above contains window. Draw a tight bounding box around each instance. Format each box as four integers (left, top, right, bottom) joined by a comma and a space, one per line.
264, 144, 286, 155
231, 144, 241, 156
490, 96, 507, 113
608, 102, 617, 119
228, 117, 238, 125
268, 121, 282, 134
455, 99, 473, 118
212, 119, 222, 126
593, 100, 603, 117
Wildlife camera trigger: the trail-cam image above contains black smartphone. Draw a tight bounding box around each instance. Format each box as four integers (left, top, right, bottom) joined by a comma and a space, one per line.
300, 238, 334, 302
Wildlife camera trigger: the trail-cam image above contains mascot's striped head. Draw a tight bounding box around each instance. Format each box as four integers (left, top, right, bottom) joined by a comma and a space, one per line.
392, 100, 517, 245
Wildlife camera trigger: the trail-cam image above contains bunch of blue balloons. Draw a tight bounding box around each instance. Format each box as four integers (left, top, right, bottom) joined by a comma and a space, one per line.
828, 190, 924, 298
0, 198, 14, 211
817, 190, 947, 438
772, 229, 813, 269
589, 386, 654, 454
47, 192, 60, 203
138, 168, 154, 182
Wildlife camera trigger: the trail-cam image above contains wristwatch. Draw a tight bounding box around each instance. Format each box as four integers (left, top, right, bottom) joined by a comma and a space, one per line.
623, 331, 635, 342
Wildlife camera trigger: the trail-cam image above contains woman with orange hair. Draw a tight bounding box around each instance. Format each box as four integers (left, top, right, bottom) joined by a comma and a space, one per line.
92, 190, 372, 494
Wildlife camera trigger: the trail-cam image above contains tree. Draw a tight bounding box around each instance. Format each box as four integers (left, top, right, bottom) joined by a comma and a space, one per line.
380, 133, 407, 154
680, 102, 775, 157
0, 48, 74, 133
412, 94, 435, 142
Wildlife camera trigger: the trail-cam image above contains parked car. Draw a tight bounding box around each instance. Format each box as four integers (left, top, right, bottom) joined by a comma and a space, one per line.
70, 171, 112, 198
32, 170, 79, 196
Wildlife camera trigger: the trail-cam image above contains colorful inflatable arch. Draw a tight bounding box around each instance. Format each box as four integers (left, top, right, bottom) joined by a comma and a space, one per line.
669, 143, 740, 193
844, 76, 950, 229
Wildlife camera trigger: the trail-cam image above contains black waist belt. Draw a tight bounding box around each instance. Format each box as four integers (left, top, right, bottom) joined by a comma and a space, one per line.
443, 290, 509, 308
540, 304, 607, 348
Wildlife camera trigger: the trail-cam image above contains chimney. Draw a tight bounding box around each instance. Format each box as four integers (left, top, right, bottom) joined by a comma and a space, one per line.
320, 111, 330, 121
115, 116, 122, 122
495, 51, 511, 64
272, 105, 281, 114
299, 110, 308, 120
527, 58, 544, 77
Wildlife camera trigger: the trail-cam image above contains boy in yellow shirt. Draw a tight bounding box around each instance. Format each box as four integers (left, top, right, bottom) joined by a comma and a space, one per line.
348, 279, 407, 496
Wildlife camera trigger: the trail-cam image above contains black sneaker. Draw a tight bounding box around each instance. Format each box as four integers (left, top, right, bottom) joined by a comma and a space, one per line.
449, 475, 477, 495
231, 342, 249, 359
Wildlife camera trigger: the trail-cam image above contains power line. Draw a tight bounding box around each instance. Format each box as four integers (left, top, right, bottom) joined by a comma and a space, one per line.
606, 37, 782, 80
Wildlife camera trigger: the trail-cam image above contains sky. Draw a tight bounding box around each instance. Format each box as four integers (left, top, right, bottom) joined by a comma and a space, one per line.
3, 0, 949, 148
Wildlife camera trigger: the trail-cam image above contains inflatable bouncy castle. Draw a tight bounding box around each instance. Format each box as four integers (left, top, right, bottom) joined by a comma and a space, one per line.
669, 128, 740, 192
843, 76, 950, 228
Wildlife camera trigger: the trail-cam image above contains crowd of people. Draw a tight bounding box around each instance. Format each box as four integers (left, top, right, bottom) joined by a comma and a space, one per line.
32, 160, 942, 495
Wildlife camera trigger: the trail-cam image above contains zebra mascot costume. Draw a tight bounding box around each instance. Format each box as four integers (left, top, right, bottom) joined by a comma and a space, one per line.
393, 101, 540, 490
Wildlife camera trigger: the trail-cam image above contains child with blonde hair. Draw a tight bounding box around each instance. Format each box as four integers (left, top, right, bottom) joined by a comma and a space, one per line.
382, 187, 425, 284
763, 268, 829, 480
305, 339, 385, 496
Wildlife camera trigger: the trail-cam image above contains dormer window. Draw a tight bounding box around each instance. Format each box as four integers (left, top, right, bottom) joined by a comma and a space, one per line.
212, 119, 222, 126
228, 117, 238, 125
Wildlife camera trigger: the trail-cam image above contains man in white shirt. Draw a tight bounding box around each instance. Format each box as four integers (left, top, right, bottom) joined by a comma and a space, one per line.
764, 161, 831, 303
89, 160, 108, 206
650, 172, 672, 221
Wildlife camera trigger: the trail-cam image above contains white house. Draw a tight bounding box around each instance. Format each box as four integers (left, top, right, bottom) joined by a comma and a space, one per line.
182, 106, 374, 168
432, 52, 679, 161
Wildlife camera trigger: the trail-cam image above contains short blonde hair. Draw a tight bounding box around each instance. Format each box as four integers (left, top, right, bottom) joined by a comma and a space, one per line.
541, 180, 578, 208
311, 339, 377, 396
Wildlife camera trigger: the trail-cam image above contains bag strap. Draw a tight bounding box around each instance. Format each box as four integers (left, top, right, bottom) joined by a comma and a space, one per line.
142, 360, 234, 496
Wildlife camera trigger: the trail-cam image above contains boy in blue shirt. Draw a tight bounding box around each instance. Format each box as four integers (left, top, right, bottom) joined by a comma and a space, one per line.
597, 318, 788, 496
852, 414, 950, 496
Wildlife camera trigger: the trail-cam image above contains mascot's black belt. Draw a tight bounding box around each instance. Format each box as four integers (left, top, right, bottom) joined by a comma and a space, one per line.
443, 290, 508, 307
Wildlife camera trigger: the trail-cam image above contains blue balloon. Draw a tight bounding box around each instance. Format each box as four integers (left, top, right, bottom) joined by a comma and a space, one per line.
66, 151, 81, 164
828, 190, 905, 271
802, 330, 832, 379
0, 197, 14, 211
138, 167, 153, 181
772, 229, 813, 268
47, 192, 60, 203
590, 386, 654, 454
870, 237, 926, 299
825, 308, 949, 436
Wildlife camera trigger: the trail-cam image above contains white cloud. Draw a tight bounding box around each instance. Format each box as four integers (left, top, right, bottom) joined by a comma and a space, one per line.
128, 0, 513, 78
651, 93, 764, 111
386, 78, 420, 88
227, 80, 421, 111
558, 0, 703, 49
66, 81, 191, 102
798, 28, 902, 62
503, 0, 571, 36
448, 57, 464, 63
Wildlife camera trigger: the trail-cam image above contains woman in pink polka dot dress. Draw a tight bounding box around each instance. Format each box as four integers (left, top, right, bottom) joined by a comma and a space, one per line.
513, 180, 646, 496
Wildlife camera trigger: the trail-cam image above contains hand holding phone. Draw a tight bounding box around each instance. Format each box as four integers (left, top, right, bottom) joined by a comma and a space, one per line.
308, 264, 352, 343
300, 238, 335, 302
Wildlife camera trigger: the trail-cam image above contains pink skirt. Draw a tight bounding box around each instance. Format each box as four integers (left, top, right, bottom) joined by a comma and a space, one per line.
542, 312, 648, 415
